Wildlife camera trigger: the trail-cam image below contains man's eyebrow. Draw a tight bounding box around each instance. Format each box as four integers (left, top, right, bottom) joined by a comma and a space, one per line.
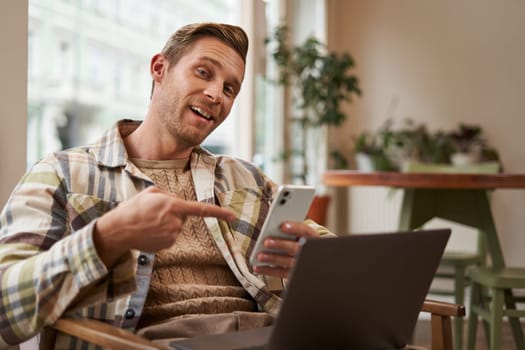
198, 56, 242, 91
199, 56, 222, 68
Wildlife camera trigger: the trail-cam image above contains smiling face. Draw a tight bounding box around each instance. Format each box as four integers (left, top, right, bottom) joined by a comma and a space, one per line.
151, 36, 245, 152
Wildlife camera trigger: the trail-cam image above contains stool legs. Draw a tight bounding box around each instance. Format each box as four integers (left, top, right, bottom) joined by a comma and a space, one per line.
467, 281, 481, 350
467, 281, 525, 350
505, 289, 525, 349
453, 265, 466, 350
489, 289, 504, 350
467, 281, 492, 350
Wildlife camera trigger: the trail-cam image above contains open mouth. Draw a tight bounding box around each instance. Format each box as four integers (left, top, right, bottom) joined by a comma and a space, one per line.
190, 106, 214, 121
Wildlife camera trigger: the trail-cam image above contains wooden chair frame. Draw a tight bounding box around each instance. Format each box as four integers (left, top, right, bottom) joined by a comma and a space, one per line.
43, 299, 465, 350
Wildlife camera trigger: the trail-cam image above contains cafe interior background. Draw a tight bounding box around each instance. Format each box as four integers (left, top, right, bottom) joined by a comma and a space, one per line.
1, 0, 524, 272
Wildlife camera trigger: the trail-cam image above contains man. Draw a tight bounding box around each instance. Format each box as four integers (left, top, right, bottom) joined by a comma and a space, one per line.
0, 23, 328, 348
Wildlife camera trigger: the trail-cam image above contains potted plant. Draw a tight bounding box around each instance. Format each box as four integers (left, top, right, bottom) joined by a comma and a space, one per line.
353, 120, 500, 171
447, 123, 499, 166
384, 119, 457, 169
353, 121, 396, 172
353, 118, 455, 171
353, 118, 438, 171
266, 25, 362, 224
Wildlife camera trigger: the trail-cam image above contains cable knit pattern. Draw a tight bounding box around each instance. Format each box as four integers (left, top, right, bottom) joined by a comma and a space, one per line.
132, 158, 257, 328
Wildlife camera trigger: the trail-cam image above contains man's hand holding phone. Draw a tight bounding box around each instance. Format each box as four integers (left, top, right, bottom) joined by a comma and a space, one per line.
249, 185, 318, 279
252, 221, 319, 279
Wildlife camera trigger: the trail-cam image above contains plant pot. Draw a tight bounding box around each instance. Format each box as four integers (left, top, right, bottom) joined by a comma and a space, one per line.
307, 195, 331, 226
355, 153, 375, 172
355, 153, 394, 172
451, 152, 479, 166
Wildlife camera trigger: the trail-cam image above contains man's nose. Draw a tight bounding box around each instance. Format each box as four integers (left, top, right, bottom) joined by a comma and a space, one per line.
204, 81, 223, 103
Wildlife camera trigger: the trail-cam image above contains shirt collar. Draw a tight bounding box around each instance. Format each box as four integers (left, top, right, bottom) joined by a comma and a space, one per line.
92, 119, 141, 168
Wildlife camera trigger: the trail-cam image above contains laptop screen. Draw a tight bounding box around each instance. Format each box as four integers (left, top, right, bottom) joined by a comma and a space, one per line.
268, 229, 450, 350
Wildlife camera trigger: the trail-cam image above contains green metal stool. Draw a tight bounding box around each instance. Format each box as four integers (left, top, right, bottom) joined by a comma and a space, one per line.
429, 250, 485, 349
401, 161, 500, 350
466, 267, 525, 350
399, 188, 492, 350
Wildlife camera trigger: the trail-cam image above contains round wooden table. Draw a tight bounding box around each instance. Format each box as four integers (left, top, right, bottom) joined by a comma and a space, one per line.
323, 170, 525, 268
323, 170, 525, 190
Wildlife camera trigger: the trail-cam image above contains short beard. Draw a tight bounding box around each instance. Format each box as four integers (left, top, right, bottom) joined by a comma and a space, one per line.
163, 113, 213, 149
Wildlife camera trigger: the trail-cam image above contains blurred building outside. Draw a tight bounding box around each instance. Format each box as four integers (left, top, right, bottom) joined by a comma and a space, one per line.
27, 0, 238, 166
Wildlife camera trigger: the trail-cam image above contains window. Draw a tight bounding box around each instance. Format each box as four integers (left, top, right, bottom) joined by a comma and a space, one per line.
253, 0, 326, 184
27, 0, 241, 165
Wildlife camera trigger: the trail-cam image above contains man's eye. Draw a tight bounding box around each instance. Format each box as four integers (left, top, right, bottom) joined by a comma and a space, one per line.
224, 86, 235, 97
196, 68, 209, 78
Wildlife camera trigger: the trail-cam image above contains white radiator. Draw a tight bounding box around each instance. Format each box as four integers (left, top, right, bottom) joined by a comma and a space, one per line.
347, 187, 478, 253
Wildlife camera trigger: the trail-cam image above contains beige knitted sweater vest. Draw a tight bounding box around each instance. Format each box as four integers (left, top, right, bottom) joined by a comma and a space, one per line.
132, 158, 257, 328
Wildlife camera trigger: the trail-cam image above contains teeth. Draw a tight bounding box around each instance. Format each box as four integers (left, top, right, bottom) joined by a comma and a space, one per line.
191, 106, 213, 120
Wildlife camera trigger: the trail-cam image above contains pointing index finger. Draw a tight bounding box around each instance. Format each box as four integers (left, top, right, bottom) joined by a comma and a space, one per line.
182, 201, 236, 222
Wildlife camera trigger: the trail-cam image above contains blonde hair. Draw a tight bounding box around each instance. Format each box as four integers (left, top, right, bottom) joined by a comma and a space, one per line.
162, 22, 248, 65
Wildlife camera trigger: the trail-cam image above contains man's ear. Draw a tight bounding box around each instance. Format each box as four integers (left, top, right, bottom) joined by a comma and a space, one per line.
151, 53, 167, 83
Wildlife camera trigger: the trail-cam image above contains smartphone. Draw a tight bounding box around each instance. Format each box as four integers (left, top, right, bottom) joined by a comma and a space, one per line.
249, 184, 316, 266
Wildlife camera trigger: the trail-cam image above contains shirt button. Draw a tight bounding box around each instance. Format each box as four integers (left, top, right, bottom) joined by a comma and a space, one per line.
125, 308, 135, 319
138, 254, 149, 266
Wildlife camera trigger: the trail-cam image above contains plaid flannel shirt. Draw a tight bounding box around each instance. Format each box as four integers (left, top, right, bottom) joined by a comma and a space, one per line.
0, 120, 330, 349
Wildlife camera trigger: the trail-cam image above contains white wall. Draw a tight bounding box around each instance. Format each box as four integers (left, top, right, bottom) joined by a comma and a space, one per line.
326, 0, 525, 266
0, 1, 28, 208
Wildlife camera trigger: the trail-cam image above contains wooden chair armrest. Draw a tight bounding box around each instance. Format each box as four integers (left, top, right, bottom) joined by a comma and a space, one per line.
49, 318, 171, 350
420, 299, 466, 350
421, 299, 466, 317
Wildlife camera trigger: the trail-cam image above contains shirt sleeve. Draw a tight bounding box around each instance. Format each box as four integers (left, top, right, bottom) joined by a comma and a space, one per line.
0, 157, 134, 346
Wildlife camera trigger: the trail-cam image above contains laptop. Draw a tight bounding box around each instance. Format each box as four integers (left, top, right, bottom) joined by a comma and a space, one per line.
170, 229, 451, 350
